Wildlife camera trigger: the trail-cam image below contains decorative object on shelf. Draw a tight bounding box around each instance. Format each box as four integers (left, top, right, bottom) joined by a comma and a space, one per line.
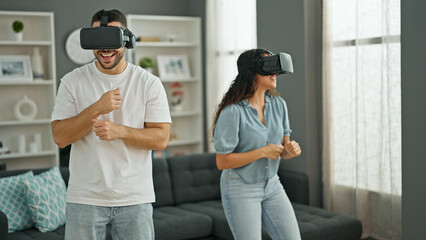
18, 134, 26, 153
65, 28, 95, 65
0, 141, 11, 155
136, 36, 160, 42
165, 32, 184, 42
139, 57, 155, 73
12, 20, 24, 41
33, 133, 42, 152
0, 55, 33, 82
29, 142, 38, 153
14, 95, 38, 121
157, 55, 191, 80
30, 47, 45, 79
170, 82, 184, 112
0, 162, 5, 170
166, 32, 176, 42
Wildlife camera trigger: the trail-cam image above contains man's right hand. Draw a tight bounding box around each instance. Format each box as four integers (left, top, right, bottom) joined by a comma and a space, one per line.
95, 87, 122, 115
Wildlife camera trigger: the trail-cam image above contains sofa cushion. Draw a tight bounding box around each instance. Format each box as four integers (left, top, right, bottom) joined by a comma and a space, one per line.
179, 200, 274, 240
278, 167, 309, 205
0, 171, 34, 232
9, 225, 65, 240
0, 168, 69, 186
179, 202, 363, 240
293, 203, 362, 240
178, 200, 232, 239
167, 153, 221, 204
153, 206, 213, 240
21, 167, 66, 232
152, 158, 174, 207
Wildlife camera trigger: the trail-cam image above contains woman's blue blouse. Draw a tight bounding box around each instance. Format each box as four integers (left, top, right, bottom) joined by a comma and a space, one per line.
214, 94, 292, 184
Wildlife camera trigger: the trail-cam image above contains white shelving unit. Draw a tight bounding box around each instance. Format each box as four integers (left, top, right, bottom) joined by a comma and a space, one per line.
127, 15, 204, 156
0, 11, 58, 170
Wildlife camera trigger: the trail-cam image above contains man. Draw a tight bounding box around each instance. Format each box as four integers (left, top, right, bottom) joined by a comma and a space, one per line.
51, 9, 171, 240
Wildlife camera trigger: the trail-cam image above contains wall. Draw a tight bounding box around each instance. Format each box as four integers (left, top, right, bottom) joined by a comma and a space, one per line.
257, 0, 323, 207
0, 0, 190, 81
401, 1, 426, 239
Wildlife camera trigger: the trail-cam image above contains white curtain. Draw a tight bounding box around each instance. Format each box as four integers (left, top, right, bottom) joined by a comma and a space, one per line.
322, 0, 401, 239
206, 0, 257, 151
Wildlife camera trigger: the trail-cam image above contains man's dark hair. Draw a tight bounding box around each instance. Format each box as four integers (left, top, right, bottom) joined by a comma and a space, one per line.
91, 9, 127, 28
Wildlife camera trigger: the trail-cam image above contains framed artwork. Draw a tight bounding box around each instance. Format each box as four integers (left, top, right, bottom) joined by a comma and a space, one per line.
0, 55, 33, 82
156, 55, 191, 80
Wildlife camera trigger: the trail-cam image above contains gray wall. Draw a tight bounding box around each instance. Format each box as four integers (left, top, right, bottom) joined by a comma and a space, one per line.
401, 1, 426, 239
257, 0, 323, 207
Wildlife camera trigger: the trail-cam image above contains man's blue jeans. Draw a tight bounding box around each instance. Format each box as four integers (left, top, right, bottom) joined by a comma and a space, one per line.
64, 202, 154, 240
220, 170, 301, 240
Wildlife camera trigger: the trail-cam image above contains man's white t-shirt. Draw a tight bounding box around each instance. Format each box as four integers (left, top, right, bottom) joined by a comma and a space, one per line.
51, 61, 171, 207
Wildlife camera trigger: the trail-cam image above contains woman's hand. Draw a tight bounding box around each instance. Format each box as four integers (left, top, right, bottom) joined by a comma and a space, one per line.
263, 144, 284, 159
282, 140, 302, 159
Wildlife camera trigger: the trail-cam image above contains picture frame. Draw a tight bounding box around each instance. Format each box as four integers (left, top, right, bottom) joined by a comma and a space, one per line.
156, 55, 191, 80
0, 55, 33, 82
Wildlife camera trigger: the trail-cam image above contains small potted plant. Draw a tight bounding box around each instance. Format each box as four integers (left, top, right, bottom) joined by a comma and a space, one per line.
12, 20, 24, 41
139, 57, 155, 73
170, 82, 184, 112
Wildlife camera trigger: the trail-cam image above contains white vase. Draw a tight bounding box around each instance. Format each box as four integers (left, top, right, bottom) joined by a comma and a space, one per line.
31, 47, 45, 79
171, 104, 183, 112
14, 95, 38, 121
18, 134, 26, 153
145, 67, 153, 73
14, 32, 22, 41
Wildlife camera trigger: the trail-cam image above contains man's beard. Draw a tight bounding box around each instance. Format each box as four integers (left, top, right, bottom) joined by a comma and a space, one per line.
95, 50, 124, 69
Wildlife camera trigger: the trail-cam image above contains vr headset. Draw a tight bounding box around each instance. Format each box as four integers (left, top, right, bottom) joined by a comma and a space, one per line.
80, 10, 136, 49
238, 52, 294, 75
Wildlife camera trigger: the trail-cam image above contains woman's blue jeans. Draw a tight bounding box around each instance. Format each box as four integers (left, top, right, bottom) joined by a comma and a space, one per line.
220, 170, 301, 240
64, 202, 154, 240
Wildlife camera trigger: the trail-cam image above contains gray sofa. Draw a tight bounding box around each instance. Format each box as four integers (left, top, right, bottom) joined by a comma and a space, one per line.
0, 153, 362, 240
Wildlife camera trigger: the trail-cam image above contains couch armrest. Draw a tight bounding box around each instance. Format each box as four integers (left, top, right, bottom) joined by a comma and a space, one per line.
278, 168, 309, 205
0, 210, 8, 240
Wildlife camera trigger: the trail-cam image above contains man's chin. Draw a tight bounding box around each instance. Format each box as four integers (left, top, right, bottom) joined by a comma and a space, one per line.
97, 61, 115, 70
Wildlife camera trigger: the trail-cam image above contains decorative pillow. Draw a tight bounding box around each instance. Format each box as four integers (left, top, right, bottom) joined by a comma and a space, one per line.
0, 171, 34, 232
21, 167, 66, 232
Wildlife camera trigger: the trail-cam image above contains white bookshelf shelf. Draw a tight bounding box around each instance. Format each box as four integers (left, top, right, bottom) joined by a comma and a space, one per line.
170, 111, 200, 118
0, 150, 57, 160
0, 80, 55, 86
0, 40, 52, 46
127, 14, 204, 156
0, 11, 58, 170
0, 119, 51, 126
136, 42, 199, 47
168, 139, 201, 147
161, 77, 200, 83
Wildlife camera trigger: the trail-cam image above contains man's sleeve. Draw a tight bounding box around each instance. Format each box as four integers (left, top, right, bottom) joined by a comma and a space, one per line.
51, 79, 78, 122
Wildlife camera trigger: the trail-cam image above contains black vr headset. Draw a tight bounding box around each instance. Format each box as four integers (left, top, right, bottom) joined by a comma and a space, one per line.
80, 10, 136, 49
238, 52, 294, 75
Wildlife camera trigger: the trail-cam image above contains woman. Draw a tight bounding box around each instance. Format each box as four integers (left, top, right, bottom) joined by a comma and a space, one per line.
212, 49, 302, 240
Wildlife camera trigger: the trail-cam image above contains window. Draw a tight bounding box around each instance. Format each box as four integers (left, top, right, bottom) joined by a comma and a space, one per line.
206, 0, 257, 149
323, 0, 401, 239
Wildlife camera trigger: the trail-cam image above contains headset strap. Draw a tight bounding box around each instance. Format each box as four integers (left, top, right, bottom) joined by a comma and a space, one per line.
100, 10, 109, 27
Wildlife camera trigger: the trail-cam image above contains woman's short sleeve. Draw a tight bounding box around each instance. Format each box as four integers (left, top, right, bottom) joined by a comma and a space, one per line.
213, 106, 240, 154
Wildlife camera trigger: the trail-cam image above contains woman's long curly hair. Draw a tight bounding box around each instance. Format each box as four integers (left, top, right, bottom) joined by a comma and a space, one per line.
211, 48, 279, 139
